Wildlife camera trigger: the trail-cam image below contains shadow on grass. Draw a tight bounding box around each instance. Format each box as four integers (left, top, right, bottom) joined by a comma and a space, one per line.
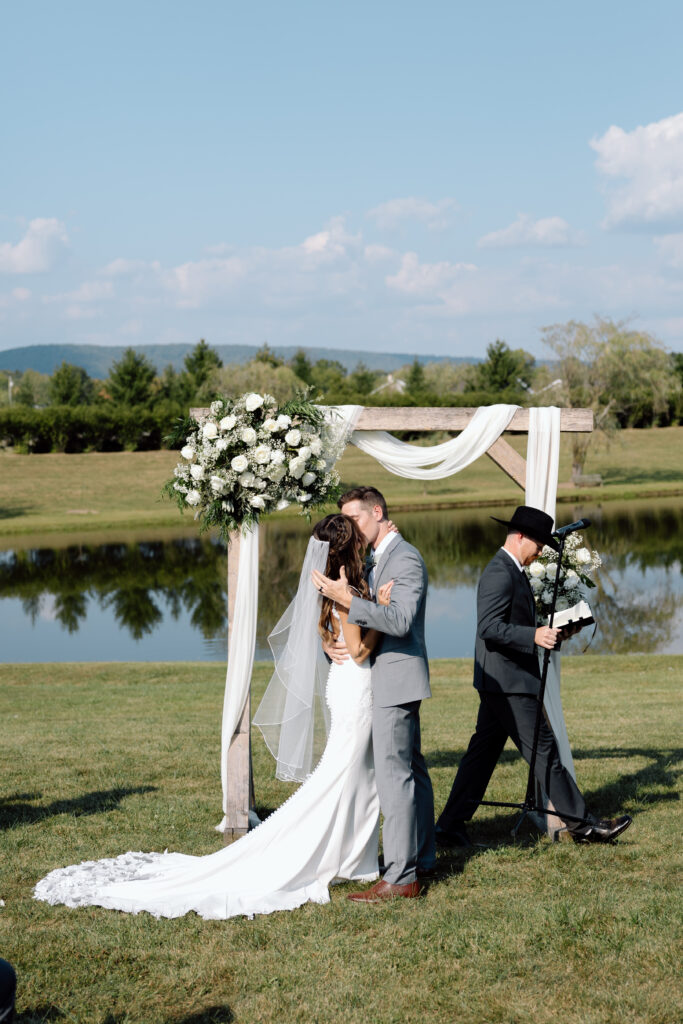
171, 1008, 234, 1024
15, 1007, 65, 1023
0, 504, 35, 520
428, 748, 521, 769
0, 786, 158, 830
602, 468, 683, 485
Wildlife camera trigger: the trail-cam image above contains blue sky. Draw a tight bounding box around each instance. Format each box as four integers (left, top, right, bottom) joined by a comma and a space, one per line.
2, 0, 683, 360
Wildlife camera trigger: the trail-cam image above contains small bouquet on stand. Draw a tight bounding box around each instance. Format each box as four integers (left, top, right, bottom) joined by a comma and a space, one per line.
525, 531, 601, 630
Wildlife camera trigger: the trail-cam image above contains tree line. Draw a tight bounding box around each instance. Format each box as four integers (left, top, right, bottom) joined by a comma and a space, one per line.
0, 319, 681, 457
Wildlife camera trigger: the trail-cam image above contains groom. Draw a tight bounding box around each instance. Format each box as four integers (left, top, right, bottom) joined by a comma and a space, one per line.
312, 486, 435, 901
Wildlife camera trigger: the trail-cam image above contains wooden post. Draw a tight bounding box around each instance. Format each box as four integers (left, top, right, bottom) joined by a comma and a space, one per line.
223, 529, 253, 843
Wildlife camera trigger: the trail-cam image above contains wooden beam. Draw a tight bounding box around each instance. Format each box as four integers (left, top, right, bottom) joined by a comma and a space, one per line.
354, 407, 594, 432
485, 437, 527, 489
223, 529, 251, 843
191, 407, 594, 432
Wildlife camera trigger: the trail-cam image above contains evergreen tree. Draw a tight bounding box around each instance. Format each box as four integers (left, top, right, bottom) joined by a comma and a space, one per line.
183, 339, 223, 388
348, 361, 377, 397
290, 348, 314, 384
404, 358, 426, 395
107, 348, 157, 406
254, 343, 283, 367
471, 340, 535, 393
49, 362, 94, 406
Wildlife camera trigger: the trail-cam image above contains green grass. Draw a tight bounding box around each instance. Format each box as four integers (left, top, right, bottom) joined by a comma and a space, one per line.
1, 657, 681, 1023
1, 426, 682, 539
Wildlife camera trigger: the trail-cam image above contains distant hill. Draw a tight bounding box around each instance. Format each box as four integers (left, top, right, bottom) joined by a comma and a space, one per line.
0, 343, 478, 377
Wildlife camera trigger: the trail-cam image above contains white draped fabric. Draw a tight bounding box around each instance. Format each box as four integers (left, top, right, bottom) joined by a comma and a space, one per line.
216, 525, 260, 833
350, 404, 518, 478
525, 406, 576, 784
217, 401, 575, 834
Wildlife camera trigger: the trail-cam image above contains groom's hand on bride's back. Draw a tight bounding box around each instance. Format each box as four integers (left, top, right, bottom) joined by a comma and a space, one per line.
323, 635, 350, 664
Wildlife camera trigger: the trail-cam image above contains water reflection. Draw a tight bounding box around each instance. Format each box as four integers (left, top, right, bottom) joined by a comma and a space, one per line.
0, 501, 681, 661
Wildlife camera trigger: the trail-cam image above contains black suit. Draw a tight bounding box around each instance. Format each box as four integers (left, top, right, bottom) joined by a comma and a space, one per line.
437, 549, 590, 833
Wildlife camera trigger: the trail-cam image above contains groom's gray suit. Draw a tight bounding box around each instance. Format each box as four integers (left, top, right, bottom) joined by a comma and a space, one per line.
347, 535, 435, 885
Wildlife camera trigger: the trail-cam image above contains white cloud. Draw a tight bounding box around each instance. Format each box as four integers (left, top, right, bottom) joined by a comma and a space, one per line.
101, 257, 159, 277
12, 287, 31, 301
0, 218, 68, 273
386, 252, 477, 302
592, 112, 683, 229
367, 197, 457, 230
478, 214, 584, 248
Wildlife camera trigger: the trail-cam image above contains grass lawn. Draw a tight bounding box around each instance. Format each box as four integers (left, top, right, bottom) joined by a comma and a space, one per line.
1, 657, 681, 1023
1, 426, 682, 539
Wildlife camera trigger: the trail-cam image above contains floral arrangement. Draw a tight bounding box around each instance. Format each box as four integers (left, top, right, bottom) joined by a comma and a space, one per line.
525, 531, 602, 623
163, 392, 348, 539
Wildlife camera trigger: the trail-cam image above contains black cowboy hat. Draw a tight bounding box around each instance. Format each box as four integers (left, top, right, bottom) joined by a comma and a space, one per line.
490, 505, 560, 551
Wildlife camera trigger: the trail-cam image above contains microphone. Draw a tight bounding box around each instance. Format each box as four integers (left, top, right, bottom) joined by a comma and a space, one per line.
554, 517, 591, 537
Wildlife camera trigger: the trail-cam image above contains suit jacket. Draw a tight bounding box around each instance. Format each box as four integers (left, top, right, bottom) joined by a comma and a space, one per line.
473, 548, 541, 697
347, 536, 431, 708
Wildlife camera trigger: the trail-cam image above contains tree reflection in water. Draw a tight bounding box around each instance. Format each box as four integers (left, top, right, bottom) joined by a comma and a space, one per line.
0, 501, 681, 656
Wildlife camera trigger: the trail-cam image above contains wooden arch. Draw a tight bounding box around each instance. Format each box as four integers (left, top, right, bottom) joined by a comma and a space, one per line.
193, 405, 594, 839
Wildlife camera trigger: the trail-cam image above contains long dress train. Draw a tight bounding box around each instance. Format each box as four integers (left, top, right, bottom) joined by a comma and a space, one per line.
34, 653, 380, 920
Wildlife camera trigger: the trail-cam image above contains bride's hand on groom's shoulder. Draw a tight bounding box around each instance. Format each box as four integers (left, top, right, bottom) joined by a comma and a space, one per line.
387, 519, 399, 534
377, 580, 394, 606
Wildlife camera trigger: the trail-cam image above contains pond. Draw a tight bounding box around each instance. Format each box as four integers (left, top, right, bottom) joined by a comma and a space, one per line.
1, 499, 682, 662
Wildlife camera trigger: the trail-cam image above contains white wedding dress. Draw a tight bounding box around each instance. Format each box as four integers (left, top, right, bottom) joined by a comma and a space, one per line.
34, 635, 380, 920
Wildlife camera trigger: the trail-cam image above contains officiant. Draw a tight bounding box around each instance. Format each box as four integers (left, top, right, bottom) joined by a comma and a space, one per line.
435, 505, 633, 847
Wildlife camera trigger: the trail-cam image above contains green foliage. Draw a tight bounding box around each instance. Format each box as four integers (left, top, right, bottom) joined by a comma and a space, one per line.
404, 357, 427, 397
155, 363, 193, 406
254, 343, 284, 367
289, 347, 314, 384
201, 360, 305, 405
347, 361, 379, 397
541, 317, 682, 471
107, 347, 157, 407
0, 404, 184, 453
466, 339, 535, 393
183, 338, 223, 388
12, 369, 51, 408
49, 361, 94, 406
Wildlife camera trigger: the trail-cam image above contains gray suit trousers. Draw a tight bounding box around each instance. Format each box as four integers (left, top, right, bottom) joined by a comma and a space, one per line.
372, 700, 436, 884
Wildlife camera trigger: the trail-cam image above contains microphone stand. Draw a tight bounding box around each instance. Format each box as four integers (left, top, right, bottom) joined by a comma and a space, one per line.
479, 530, 592, 837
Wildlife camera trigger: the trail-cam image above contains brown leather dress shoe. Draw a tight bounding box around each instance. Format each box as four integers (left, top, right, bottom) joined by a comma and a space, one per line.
347, 879, 421, 902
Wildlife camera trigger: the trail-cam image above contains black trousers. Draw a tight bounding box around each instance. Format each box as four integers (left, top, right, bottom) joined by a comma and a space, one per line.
436, 690, 591, 833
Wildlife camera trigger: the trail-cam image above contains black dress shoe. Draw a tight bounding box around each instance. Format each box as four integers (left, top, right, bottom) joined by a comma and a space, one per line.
571, 815, 632, 844
435, 824, 473, 849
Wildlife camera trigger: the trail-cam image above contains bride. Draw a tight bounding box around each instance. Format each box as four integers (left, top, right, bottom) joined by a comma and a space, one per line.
34, 514, 393, 920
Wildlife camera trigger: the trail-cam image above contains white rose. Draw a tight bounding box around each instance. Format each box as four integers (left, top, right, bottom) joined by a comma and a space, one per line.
221, 499, 233, 511
210, 475, 225, 494
528, 562, 545, 579
245, 393, 264, 412
298, 493, 311, 502
186, 489, 201, 506
219, 415, 236, 431
263, 418, 279, 432
541, 588, 554, 603
231, 454, 248, 472
289, 457, 306, 479
529, 577, 543, 593
302, 471, 316, 486
285, 429, 301, 446
239, 471, 256, 487
190, 464, 205, 481
277, 414, 292, 429
564, 569, 581, 589
268, 465, 286, 483
310, 438, 322, 456
210, 400, 223, 416
215, 438, 228, 451
276, 498, 290, 510
202, 421, 218, 440
180, 445, 195, 461
576, 547, 592, 565
249, 495, 266, 508
555, 597, 570, 612
253, 445, 271, 464
315, 458, 327, 470
270, 449, 285, 465
240, 427, 257, 445
544, 563, 558, 580
298, 445, 311, 460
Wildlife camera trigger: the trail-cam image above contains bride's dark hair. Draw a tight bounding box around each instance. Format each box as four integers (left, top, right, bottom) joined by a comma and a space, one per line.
312, 513, 369, 639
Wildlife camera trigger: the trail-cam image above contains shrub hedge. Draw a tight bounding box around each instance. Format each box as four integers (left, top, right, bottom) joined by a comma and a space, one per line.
0, 404, 185, 453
